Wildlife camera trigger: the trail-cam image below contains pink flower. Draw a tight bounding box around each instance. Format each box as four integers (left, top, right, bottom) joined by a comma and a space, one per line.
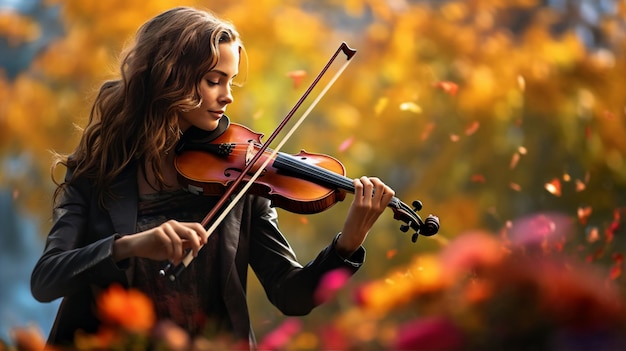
257, 318, 301, 351
314, 268, 351, 304
393, 317, 465, 350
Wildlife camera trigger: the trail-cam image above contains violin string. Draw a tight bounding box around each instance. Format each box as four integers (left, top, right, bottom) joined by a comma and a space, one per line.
224, 142, 354, 190
276, 153, 425, 228
229, 143, 411, 213
274, 153, 354, 190
212, 142, 424, 233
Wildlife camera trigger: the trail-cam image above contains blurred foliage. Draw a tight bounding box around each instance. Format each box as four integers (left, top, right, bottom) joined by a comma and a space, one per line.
2, 0, 626, 347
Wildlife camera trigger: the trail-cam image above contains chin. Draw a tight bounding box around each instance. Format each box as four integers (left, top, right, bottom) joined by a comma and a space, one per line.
198, 121, 220, 131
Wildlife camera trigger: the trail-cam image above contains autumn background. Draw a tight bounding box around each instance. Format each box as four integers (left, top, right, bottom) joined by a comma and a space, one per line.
2, 0, 626, 350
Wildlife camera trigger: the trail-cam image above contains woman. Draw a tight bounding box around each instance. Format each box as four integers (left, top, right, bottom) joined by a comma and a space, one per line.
31, 6, 394, 349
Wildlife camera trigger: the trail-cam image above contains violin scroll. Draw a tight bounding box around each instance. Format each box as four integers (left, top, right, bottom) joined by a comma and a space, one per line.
392, 199, 440, 243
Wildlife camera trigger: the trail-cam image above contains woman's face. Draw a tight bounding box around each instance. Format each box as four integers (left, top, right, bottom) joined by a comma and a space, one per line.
178, 41, 239, 132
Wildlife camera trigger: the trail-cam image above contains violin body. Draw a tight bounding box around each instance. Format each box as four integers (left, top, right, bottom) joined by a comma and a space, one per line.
175, 123, 348, 214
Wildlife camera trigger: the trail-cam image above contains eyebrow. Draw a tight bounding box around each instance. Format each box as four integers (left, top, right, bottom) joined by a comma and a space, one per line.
210, 70, 238, 79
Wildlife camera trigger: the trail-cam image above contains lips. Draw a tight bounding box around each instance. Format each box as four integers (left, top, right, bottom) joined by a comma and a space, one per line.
209, 110, 224, 118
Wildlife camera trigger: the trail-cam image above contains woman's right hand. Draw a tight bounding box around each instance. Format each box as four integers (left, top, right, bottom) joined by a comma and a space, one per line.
112, 220, 208, 264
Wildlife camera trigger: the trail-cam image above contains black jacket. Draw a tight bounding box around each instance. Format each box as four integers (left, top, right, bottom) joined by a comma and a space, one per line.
31, 163, 365, 348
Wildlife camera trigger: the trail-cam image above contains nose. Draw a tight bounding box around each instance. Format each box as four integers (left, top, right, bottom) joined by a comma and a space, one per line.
220, 86, 233, 105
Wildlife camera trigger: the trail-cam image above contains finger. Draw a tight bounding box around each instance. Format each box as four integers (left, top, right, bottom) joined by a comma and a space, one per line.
359, 176, 374, 200
162, 221, 184, 261
353, 178, 364, 201
369, 177, 383, 199
181, 225, 203, 257
371, 177, 395, 205
189, 222, 209, 244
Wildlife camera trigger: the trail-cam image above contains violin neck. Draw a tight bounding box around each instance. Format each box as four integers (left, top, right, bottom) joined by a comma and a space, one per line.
273, 152, 353, 190
273, 152, 401, 206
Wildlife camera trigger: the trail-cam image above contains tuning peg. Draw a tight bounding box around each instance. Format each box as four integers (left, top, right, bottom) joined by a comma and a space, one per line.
411, 232, 419, 243
412, 200, 423, 211
400, 224, 410, 232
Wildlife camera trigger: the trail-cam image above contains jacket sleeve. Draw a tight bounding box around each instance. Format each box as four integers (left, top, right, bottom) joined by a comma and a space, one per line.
248, 197, 365, 316
30, 170, 130, 303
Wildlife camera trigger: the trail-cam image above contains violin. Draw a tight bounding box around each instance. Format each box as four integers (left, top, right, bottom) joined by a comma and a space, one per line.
174, 121, 440, 242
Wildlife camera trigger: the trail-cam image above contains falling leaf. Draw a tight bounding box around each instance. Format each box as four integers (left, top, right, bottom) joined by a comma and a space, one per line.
433, 81, 459, 96
587, 247, 606, 262
544, 178, 561, 197
577, 206, 592, 225
450, 134, 460, 142
464, 121, 479, 135
374, 97, 389, 115
510, 183, 521, 191
399, 101, 422, 114
338, 136, 354, 153
609, 265, 622, 280
517, 75, 526, 91
518, 146, 527, 155
386, 249, 398, 260
299, 216, 309, 225
510, 153, 520, 169
470, 174, 486, 183
575, 179, 586, 192
609, 253, 623, 280
605, 209, 621, 244
421, 122, 435, 141
586, 227, 600, 243
287, 70, 307, 89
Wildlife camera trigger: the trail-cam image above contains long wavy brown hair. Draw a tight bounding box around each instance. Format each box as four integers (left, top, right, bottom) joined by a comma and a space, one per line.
52, 7, 241, 206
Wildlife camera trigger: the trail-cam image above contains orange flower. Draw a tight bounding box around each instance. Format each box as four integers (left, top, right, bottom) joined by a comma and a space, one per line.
10, 324, 48, 351
97, 284, 155, 333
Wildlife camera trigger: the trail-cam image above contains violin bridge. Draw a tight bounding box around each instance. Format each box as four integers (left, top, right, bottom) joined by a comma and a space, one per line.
245, 140, 255, 165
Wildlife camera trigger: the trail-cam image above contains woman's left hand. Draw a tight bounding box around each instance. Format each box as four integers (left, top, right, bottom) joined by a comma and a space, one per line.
335, 176, 395, 257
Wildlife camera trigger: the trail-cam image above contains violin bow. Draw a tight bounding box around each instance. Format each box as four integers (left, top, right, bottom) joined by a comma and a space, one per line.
161, 42, 357, 281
